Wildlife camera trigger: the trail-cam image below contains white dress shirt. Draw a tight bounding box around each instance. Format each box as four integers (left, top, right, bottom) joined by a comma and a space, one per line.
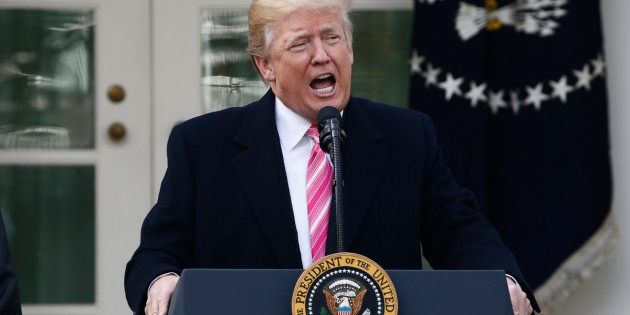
275, 97, 325, 268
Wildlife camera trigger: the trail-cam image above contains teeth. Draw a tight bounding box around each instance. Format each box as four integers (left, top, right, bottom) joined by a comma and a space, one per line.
313, 85, 334, 94
316, 74, 332, 80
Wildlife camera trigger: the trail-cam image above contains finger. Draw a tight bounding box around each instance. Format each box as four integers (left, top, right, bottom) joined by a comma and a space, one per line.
508, 287, 518, 315
511, 297, 519, 315
525, 298, 531, 313
145, 296, 158, 315
519, 292, 528, 315
158, 297, 170, 315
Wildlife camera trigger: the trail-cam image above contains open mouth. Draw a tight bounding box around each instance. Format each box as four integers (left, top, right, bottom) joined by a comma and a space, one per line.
310, 73, 336, 95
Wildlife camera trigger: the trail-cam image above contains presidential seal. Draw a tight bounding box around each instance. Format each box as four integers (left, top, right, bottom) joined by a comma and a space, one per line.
292, 253, 398, 315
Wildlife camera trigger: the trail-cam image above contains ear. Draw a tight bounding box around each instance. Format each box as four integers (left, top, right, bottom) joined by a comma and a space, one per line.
253, 55, 276, 83
348, 44, 354, 65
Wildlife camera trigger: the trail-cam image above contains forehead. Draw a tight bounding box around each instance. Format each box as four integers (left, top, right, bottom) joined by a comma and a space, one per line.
273, 9, 343, 38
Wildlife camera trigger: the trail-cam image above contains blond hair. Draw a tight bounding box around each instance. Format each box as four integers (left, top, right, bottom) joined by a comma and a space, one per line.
247, 0, 353, 58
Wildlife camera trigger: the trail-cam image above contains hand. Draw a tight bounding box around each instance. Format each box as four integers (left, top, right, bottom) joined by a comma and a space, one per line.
506, 277, 533, 315
145, 274, 178, 315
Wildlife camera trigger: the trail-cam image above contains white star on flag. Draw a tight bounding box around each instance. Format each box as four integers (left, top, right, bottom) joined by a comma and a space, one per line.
549, 76, 574, 103
510, 91, 521, 114
540, 25, 555, 37
412, 52, 605, 114
439, 73, 463, 101
488, 90, 507, 114
409, 50, 425, 75
573, 65, 593, 91
525, 83, 549, 111
422, 63, 442, 87
591, 54, 606, 78
465, 81, 487, 107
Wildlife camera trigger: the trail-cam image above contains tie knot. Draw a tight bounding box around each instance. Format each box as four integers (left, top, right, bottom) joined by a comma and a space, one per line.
306, 125, 320, 143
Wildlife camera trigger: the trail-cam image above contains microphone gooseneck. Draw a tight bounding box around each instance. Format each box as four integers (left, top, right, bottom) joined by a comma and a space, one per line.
317, 106, 346, 253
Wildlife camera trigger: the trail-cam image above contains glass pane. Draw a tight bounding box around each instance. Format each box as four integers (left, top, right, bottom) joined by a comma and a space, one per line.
200, 10, 267, 112
0, 9, 95, 149
199, 10, 412, 112
0, 166, 95, 303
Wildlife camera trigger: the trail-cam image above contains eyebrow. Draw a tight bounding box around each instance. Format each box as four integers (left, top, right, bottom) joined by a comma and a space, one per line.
318, 23, 341, 35
284, 23, 342, 46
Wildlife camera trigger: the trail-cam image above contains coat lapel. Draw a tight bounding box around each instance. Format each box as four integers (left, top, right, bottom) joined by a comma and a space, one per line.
328, 98, 390, 252
232, 90, 302, 268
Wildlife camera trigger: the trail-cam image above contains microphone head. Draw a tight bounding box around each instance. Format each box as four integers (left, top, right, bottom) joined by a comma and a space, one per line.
317, 106, 343, 153
317, 106, 341, 128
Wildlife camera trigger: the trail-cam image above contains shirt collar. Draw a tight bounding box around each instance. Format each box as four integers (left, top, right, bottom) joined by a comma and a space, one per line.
275, 97, 312, 152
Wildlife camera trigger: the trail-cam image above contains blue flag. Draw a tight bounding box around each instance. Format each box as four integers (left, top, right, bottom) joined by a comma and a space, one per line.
409, 0, 615, 310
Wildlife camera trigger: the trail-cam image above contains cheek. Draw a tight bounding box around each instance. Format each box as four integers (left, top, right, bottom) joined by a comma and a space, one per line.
293, 51, 311, 64
333, 53, 353, 78
339, 63, 353, 84
278, 61, 308, 82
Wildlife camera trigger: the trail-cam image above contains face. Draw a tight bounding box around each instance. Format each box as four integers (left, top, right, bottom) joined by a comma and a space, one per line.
254, 9, 354, 123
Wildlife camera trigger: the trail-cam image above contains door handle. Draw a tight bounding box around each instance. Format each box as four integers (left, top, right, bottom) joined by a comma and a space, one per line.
108, 122, 127, 142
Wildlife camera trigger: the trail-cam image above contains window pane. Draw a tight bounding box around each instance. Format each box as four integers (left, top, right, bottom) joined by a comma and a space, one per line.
200, 10, 267, 113
0, 166, 95, 303
0, 9, 95, 149
199, 10, 412, 112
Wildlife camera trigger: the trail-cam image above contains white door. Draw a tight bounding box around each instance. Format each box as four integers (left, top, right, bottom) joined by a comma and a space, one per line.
0, 0, 151, 314
152, 0, 414, 193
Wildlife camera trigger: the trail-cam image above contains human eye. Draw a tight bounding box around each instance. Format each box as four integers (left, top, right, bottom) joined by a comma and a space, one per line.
291, 42, 307, 50
325, 34, 341, 43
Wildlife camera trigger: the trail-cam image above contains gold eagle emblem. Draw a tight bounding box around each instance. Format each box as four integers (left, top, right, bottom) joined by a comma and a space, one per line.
323, 278, 368, 315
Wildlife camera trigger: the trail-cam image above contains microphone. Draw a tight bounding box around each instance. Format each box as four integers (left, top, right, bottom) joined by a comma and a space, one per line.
317, 106, 346, 253
317, 107, 346, 153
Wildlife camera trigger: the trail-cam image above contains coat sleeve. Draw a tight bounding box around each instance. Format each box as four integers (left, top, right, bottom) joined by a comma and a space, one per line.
418, 115, 540, 312
0, 211, 22, 315
124, 125, 197, 313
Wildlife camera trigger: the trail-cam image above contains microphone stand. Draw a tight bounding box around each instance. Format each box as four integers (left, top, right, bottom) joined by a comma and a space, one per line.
329, 119, 344, 253
318, 106, 346, 254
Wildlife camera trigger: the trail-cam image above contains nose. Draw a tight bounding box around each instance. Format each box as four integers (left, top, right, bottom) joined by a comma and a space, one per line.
311, 38, 331, 65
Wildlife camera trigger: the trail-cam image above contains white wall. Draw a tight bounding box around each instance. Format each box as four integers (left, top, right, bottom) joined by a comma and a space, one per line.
552, 1, 630, 314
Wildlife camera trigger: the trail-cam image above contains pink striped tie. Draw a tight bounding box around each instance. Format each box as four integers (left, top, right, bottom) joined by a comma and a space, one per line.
306, 125, 333, 262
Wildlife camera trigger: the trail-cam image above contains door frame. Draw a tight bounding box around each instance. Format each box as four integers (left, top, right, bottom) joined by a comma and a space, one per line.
0, 0, 152, 314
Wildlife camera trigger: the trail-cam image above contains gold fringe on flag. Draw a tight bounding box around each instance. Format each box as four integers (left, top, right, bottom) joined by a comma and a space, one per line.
535, 213, 617, 314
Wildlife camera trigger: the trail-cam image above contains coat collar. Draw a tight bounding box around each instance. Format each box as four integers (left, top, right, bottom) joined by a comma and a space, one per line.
232, 89, 302, 268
